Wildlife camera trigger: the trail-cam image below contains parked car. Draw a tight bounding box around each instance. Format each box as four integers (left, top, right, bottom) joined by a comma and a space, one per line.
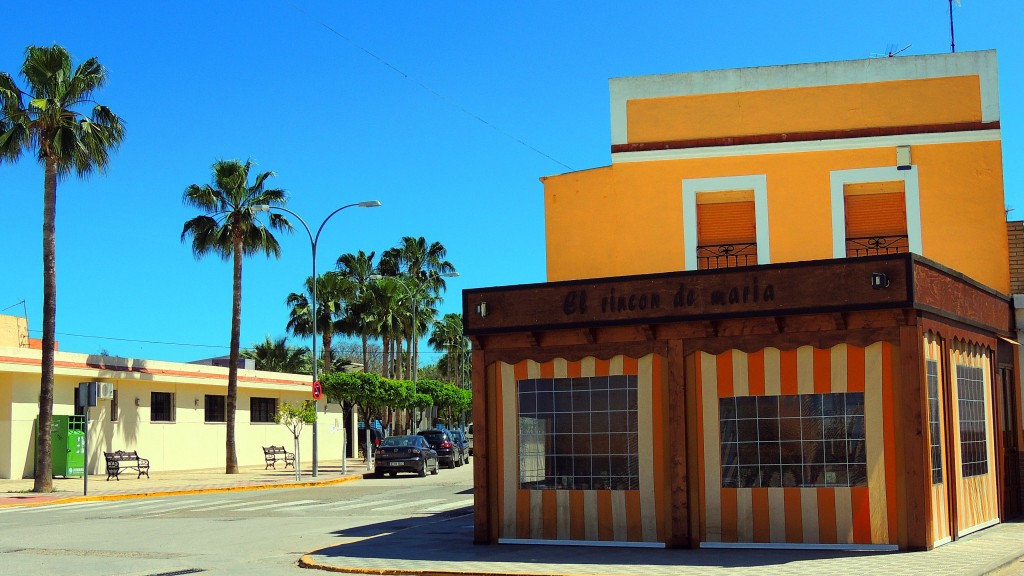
417, 428, 462, 469
374, 435, 439, 478
466, 424, 474, 456
358, 427, 383, 455
450, 429, 471, 465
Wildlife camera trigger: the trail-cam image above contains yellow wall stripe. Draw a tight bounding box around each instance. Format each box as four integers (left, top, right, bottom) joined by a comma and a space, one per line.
800, 487, 820, 543
768, 487, 787, 543
797, 346, 814, 395
764, 347, 782, 396
701, 352, 723, 542
732, 350, 750, 396
500, 362, 518, 539
835, 487, 854, 544
638, 354, 659, 542
737, 488, 754, 542
530, 489, 544, 538
865, 343, 890, 544
584, 490, 599, 540
556, 490, 571, 539
612, 490, 629, 541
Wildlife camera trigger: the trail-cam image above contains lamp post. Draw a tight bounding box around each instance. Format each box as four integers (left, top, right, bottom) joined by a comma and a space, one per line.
371, 271, 458, 433
254, 200, 381, 477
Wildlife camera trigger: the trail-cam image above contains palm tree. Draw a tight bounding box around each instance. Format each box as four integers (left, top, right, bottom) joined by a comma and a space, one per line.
380, 237, 456, 378
0, 44, 125, 493
181, 159, 291, 474
241, 335, 309, 374
362, 277, 407, 378
285, 271, 354, 375
336, 250, 376, 370
429, 313, 464, 385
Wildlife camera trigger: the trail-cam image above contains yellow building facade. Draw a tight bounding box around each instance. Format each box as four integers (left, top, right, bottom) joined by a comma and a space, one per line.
0, 317, 349, 479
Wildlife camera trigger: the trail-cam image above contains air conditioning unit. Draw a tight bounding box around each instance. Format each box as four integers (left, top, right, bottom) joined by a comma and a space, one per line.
97, 382, 115, 400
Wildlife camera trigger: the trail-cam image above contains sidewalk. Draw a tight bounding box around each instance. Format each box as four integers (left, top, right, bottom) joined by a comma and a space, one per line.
300, 515, 1024, 576
0, 458, 370, 507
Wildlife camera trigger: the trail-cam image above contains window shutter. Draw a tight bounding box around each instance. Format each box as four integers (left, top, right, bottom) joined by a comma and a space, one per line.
844, 192, 907, 238
697, 201, 756, 245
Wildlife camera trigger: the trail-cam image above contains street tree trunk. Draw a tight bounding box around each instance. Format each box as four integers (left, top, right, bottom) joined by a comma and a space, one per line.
226, 234, 242, 474
33, 158, 58, 493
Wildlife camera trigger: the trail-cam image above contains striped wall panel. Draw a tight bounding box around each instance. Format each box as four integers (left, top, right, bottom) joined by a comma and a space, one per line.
949, 340, 1000, 537
696, 344, 896, 547
924, 332, 951, 546
496, 354, 665, 544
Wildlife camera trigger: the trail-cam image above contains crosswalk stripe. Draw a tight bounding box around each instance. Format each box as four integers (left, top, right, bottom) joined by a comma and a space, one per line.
16, 501, 106, 514
330, 499, 395, 511
373, 499, 443, 512
228, 499, 319, 512
424, 499, 474, 513
190, 500, 261, 511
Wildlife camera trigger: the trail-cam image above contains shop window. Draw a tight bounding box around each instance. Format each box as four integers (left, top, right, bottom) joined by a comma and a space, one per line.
696, 196, 757, 269
517, 376, 639, 491
844, 181, 908, 257
956, 365, 989, 477
151, 392, 175, 422
719, 392, 867, 488
250, 397, 277, 423
927, 360, 943, 484
205, 394, 226, 423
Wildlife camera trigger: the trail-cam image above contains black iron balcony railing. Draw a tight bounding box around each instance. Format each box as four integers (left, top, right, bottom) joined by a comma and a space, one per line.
845, 235, 909, 257
697, 242, 758, 270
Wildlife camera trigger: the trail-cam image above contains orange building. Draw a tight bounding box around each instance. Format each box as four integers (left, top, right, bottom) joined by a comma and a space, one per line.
464, 50, 1022, 551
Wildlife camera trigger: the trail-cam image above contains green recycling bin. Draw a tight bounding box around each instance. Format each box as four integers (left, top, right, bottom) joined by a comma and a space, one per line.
48, 415, 85, 478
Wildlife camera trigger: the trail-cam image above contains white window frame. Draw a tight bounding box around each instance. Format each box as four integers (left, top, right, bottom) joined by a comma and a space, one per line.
682, 174, 770, 271
830, 166, 922, 259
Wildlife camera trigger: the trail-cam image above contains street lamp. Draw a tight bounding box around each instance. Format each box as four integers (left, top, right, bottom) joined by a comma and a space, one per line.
371, 271, 458, 433
254, 200, 381, 477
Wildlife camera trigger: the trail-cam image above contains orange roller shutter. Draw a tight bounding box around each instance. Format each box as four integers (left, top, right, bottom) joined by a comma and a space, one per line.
844, 193, 907, 238
697, 201, 756, 245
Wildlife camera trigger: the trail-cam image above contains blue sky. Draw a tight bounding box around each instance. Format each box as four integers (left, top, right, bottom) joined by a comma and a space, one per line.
2, 1, 1022, 363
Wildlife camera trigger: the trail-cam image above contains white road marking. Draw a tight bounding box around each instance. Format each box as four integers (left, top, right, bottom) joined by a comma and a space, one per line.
424, 499, 474, 512
372, 499, 443, 512
227, 499, 319, 512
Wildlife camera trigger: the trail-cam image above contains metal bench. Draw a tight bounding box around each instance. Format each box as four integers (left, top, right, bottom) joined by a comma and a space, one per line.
103, 450, 150, 480
262, 445, 294, 470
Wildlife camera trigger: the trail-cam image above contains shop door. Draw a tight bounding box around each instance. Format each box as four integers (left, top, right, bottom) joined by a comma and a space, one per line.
949, 352, 1000, 537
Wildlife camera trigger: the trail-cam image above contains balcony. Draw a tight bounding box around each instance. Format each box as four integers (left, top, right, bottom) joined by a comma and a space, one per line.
846, 235, 909, 258
697, 242, 758, 270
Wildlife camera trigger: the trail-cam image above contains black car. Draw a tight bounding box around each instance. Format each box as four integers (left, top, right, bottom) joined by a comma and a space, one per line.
417, 429, 462, 469
374, 435, 439, 478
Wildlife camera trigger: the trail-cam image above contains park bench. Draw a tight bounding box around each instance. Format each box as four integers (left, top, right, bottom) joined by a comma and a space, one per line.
263, 445, 295, 470
104, 450, 150, 481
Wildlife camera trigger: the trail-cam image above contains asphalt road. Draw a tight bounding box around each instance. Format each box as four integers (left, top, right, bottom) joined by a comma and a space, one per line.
0, 461, 474, 576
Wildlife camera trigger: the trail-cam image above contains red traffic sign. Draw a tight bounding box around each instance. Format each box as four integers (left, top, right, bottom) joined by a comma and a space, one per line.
312, 380, 322, 400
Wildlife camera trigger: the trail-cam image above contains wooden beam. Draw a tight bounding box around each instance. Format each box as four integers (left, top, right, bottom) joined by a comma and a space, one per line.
472, 349, 491, 544
898, 322, 930, 550
667, 339, 690, 548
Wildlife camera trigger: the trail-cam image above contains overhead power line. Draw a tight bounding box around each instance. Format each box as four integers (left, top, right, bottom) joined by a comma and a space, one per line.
285, 1, 574, 171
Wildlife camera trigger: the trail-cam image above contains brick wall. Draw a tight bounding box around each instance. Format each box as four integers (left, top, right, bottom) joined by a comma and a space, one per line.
1009, 221, 1024, 294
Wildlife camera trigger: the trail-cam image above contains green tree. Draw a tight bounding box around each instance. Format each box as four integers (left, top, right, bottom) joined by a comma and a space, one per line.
361, 277, 407, 378
336, 250, 377, 370
181, 159, 291, 474
0, 44, 125, 493
379, 237, 456, 378
275, 400, 317, 481
429, 313, 466, 387
241, 335, 309, 374
285, 271, 353, 375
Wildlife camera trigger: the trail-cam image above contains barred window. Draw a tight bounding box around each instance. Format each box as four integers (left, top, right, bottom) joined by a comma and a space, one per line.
205, 394, 226, 423
518, 376, 639, 491
250, 397, 277, 423
956, 365, 988, 478
927, 361, 943, 484
151, 392, 175, 422
720, 392, 866, 488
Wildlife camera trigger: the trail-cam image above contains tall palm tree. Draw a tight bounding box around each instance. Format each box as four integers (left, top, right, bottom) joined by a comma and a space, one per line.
380, 237, 456, 378
362, 277, 406, 378
336, 250, 376, 370
429, 313, 464, 384
181, 159, 290, 474
285, 271, 353, 375
0, 44, 125, 493
241, 335, 309, 374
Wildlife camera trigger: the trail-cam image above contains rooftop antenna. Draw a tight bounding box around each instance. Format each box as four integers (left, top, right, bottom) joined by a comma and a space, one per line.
888, 44, 912, 57
949, 0, 961, 53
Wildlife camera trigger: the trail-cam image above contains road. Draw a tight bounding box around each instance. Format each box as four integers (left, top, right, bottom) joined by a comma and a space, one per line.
0, 462, 473, 576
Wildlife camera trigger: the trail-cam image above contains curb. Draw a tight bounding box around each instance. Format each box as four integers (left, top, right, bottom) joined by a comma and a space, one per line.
0, 473, 363, 508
